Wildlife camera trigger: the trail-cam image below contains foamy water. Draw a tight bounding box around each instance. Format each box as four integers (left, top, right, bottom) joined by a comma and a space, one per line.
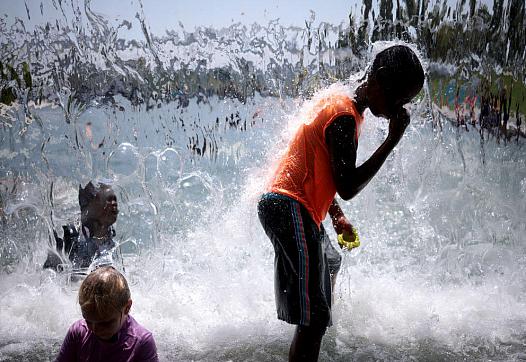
1, 89, 525, 360
1, 0, 525, 358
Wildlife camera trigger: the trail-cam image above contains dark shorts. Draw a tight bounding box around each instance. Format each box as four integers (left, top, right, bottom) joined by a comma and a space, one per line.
258, 192, 342, 328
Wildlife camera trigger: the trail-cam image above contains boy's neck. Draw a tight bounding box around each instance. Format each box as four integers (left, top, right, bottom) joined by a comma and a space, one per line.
353, 83, 368, 115
82, 221, 111, 239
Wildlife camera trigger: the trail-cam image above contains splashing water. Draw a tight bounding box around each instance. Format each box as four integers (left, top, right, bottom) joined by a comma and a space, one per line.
1, 0, 525, 361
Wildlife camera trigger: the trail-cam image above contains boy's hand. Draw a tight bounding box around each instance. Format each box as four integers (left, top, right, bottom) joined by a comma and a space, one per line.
333, 216, 360, 250
388, 107, 410, 140
332, 215, 355, 241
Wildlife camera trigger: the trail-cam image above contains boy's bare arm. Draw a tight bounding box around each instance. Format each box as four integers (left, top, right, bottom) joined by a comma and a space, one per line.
328, 199, 353, 235
326, 108, 410, 200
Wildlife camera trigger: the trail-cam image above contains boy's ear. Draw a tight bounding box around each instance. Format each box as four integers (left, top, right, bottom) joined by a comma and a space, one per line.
124, 299, 132, 314
375, 66, 390, 84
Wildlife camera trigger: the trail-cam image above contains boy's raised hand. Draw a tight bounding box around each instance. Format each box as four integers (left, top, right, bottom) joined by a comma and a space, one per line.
388, 107, 410, 141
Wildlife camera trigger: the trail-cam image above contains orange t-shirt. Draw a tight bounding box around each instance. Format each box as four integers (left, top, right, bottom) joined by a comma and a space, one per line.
270, 94, 363, 227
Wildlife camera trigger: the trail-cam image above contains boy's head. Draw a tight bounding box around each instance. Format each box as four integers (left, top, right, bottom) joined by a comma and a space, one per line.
366, 45, 425, 118
78, 266, 132, 340
79, 180, 119, 227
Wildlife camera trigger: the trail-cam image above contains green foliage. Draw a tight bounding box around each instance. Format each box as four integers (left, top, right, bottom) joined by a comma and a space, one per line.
22, 62, 32, 89
0, 61, 33, 105
0, 87, 16, 106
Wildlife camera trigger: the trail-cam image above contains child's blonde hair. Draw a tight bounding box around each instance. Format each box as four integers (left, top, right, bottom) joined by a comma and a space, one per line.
78, 266, 130, 316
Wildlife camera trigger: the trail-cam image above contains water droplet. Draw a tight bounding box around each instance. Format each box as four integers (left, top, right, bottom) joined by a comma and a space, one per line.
178, 173, 212, 204
108, 143, 139, 178
158, 148, 183, 186
144, 152, 158, 182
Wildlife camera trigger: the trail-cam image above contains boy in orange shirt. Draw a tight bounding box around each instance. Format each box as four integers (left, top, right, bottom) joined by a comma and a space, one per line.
258, 45, 425, 361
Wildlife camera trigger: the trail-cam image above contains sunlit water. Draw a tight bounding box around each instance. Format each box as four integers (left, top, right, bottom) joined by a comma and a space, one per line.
1, 91, 525, 361
1, 0, 525, 361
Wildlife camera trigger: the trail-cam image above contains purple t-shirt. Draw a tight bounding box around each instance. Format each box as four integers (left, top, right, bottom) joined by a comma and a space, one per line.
56, 315, 158, 362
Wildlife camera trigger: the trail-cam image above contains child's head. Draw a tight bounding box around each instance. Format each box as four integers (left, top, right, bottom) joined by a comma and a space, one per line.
78, 266, 132, 340
365, 45, 425, 118
79, 180, 119, 227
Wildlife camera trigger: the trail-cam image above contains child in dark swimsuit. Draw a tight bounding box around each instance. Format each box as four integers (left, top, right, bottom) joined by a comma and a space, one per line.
44, 180, 120, 273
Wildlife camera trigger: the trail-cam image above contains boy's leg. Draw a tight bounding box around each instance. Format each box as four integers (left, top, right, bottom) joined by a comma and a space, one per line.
289, 226, 339, 362
258, 194, 333, 361
287, 221, 331, 362
289, 323, 326, 362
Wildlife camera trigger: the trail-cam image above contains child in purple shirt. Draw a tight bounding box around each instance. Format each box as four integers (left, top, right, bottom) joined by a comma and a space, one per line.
56, 266, 159, 362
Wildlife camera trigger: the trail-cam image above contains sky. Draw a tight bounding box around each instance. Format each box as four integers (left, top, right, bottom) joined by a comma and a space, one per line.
137, 0, 356, 30
1, 0, 358, 38
0, 0, 496, 41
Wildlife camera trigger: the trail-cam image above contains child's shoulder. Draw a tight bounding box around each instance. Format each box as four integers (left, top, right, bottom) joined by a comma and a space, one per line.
315, 93, 358, 121
126, 315, 154, 339
66, 318, 90, 337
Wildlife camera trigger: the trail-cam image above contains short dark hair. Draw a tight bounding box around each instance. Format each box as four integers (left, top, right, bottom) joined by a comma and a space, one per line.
370, 45, 424, 94
78, 180, 111, 210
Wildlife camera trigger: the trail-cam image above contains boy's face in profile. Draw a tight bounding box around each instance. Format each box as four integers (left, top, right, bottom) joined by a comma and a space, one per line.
82, 300, 131, 341
366, 72, 422, 119
87, 188, 119, 226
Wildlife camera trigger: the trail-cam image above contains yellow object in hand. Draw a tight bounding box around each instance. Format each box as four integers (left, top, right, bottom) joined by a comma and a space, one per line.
337, 227, 360, 250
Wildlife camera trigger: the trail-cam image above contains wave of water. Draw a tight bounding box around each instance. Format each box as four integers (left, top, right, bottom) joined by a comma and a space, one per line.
1, 91, 525, 361
0, 0, 525, 361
